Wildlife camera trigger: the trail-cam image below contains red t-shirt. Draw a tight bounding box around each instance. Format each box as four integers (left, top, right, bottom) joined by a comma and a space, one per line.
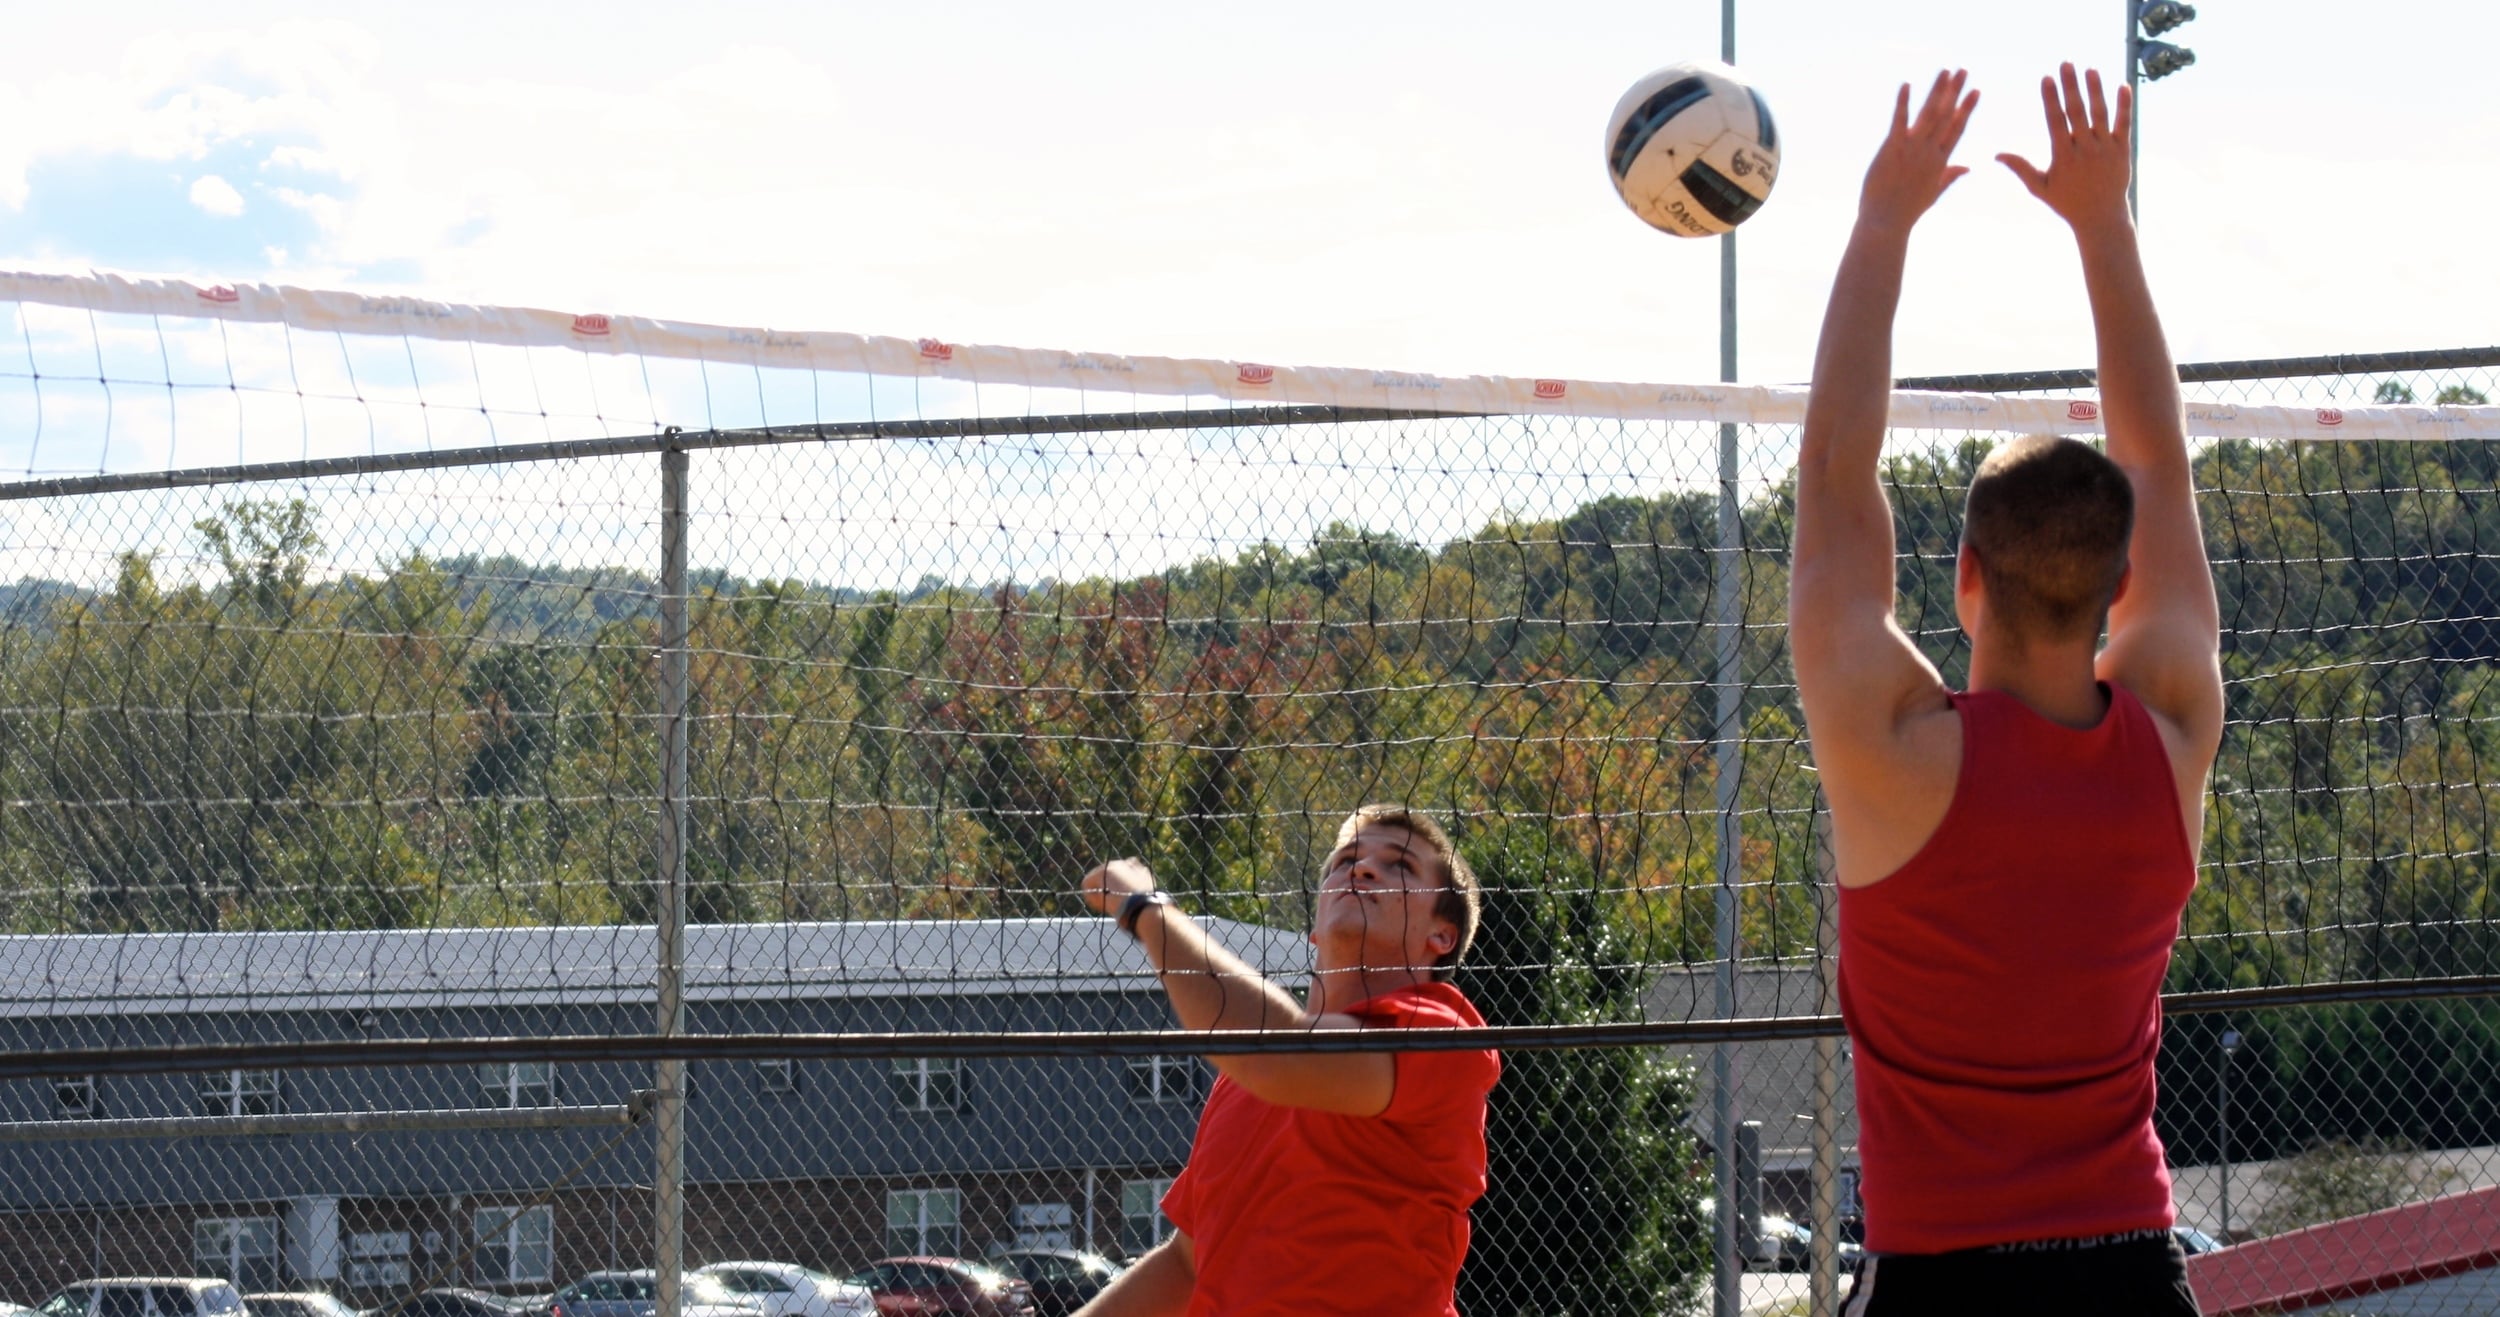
1161, 982, 1500, 1316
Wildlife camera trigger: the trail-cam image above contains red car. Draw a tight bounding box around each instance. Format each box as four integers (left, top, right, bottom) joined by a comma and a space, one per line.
842, 1259, 1034, 1317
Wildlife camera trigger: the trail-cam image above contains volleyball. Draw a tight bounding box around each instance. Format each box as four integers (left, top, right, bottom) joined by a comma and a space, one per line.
1604, 61, 1781, 237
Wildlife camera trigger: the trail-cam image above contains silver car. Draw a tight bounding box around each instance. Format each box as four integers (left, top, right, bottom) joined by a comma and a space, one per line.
244, 1294, 359, 1317
546, 1273, 759, 1317
692, 1265, 872, 1317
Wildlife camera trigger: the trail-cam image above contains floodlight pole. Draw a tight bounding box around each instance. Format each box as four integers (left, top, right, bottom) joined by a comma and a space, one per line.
1710, 2, 1748, 1315
655, 443, 691, 1317
2125, 0, 2142, 220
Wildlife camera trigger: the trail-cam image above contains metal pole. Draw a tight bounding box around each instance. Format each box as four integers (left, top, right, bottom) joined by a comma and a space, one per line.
0, 1103, 647, 1142
1710, 7, 1746, 1315
655, 443, 691, 1317
1809, 808, 1840, 1317
2125, 0, 2142, 220
2218, 1028, 2239, 1241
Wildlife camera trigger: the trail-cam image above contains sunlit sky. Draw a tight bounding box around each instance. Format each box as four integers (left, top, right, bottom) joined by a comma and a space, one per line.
1, 1, 2492, 390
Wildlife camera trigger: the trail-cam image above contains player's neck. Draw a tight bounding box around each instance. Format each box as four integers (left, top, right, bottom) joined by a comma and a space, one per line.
1306, 956, 1434, 1014
1966, 635, 2108, 730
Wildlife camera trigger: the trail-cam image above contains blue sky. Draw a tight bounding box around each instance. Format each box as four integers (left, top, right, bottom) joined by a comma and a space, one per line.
1, 1, 2494, 389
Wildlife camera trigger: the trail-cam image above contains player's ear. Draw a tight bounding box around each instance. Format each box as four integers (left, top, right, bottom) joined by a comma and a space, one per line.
1426, 921, 1457, 956
2109, 562, 2133, 608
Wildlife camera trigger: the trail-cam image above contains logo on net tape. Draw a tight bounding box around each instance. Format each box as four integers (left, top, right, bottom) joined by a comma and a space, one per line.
2317, 408, 2345, 428
196, 284, 240, 305
1057, 352, 1134, 374
2067, 400, 2101, 422
1237, 363, 1275, 386
1534, 379, 1568, 401
571, 314, 612, 338
918, 338, 956, 362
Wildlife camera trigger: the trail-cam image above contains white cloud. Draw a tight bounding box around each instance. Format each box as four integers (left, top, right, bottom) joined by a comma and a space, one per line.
186, 174, 243, 217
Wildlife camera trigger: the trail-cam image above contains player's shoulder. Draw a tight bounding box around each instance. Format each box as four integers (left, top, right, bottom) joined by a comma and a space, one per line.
1817, 695, 1964, 888
1811, 680, 1961, 785
1352, 981, 1484, 1030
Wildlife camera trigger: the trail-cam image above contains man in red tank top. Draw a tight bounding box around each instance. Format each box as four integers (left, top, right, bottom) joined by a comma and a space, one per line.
1790, 66, 2225, 1314
1068, 805, 1500, 1317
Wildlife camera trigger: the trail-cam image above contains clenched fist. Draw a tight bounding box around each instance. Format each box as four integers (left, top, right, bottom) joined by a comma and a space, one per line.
1080, 857, 1157, 916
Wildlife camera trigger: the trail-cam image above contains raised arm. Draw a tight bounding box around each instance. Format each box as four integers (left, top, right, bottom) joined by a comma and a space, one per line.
1999, 67, 2224, 773
1790, 72, 1976, 750
1074, 1231, 1195, 1317
1080, 859, 1393, 1116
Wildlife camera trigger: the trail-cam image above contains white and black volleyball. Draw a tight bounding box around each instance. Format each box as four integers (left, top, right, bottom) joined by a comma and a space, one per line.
1605, 61, 1781, 237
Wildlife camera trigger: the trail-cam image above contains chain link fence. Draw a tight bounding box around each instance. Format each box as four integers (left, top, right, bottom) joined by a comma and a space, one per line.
0, 289, 2496, 1316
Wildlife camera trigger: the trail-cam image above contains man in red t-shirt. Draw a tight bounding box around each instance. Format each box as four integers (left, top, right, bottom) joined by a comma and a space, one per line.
1072, 804, 1500, 1317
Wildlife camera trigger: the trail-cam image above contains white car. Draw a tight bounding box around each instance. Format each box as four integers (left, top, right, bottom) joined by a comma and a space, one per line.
35, 1281, 248, 1317
692, 1265, 873, 1317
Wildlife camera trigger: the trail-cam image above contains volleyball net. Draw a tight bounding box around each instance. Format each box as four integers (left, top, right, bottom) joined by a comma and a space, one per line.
1, 270, 2498, 1312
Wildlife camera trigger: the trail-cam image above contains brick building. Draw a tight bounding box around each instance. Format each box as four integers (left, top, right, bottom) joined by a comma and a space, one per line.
0, 918, 1309, 1305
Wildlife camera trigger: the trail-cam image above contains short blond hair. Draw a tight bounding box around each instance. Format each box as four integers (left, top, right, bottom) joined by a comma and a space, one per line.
1335, 804, 1480, 982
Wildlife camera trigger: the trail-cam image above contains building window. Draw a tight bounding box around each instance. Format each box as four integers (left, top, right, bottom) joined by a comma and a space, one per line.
1120, 1178, 1176, 1255
889, 1058, 960, 1112
476, 1062, 556, 1108
199, 1069, 280, 1118
756, 1059, 796, 1094
1124, 1056, 1203, 1105
885, 1188, 959, 1257
54, 1075, 98, 1118
473, 1205, 553, 1286
195, 1216, 283, 1291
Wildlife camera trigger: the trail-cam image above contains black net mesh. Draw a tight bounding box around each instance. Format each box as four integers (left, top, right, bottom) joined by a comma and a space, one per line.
0, 293, 2496, 1315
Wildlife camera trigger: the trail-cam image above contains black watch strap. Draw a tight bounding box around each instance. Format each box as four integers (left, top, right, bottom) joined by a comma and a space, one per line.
1117, 889, 1175, 936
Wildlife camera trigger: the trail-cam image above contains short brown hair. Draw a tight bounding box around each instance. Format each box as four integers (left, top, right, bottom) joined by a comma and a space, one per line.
1335, 804, 1481, 981
1962, 435, 2134, 642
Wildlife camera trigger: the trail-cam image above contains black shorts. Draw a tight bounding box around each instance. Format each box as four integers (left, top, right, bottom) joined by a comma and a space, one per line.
1840, 1229, 2201, 1317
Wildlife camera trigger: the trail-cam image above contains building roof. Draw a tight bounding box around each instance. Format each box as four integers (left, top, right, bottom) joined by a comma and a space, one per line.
0, 918, 1313, 1017
1646, 963, 1857, 1166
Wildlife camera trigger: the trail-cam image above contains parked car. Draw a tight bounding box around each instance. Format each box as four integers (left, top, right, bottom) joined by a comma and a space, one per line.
2173, 1225, 2226, 1256
1754, 1214, 1813, 1272
546, 1274, 761, 1317
362, 1290, 540, 1317
35, 1281, 248, 1317
691, 1264, 873, 1317
244, 1293, 359, 1317
842, 1259, 1033, 1317
987, 1253, 1119, 1317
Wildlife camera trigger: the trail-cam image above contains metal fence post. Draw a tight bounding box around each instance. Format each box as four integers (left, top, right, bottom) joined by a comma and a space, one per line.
656, 442, 691, 1317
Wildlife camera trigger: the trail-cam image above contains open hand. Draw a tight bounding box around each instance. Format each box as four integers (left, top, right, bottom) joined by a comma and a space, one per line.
1858, 69, 1978, 235
1997, 63, 2132, 232
1080, 857, 1156, 915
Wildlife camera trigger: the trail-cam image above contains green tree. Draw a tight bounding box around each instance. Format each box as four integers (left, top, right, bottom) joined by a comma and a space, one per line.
1455, 820, 1708, 1317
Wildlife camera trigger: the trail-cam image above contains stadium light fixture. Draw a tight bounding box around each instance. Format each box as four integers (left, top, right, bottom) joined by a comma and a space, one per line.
2125, 0, 2201, 218
2138, 0, 2197, 37
2137, 41, 2198, 80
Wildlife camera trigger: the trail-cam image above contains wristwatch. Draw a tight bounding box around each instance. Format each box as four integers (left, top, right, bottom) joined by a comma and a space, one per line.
1116, 889, 1176, 936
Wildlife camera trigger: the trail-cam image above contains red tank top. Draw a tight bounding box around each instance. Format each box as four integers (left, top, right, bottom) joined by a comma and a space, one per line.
1837, 683, 2195, 1254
